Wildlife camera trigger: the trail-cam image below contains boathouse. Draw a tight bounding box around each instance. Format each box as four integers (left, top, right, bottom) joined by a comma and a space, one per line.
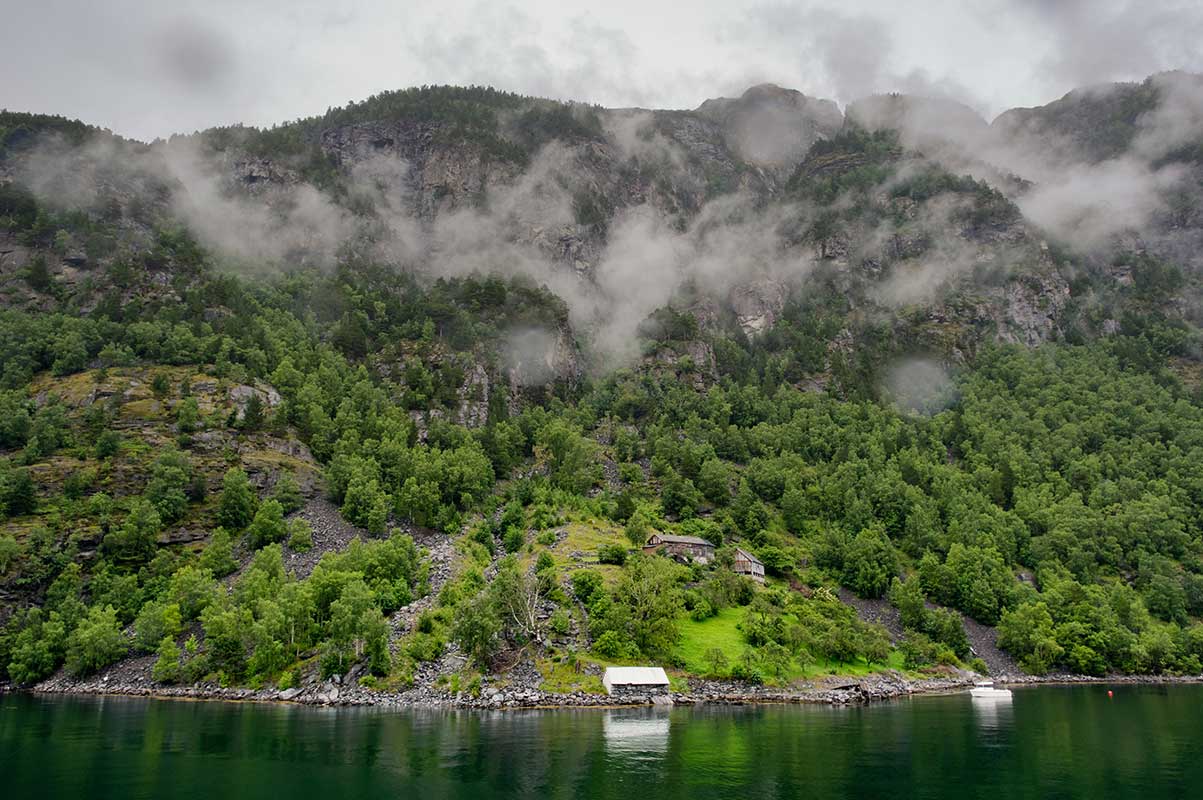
642, 533, 715, 564
602, 666, 671, 697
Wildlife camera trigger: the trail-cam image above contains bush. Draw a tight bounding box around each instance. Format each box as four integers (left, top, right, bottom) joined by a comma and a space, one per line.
550, 608, 571, 635
597, 543, 628, 565
272, 473, 304, 514
151, 372, 171, 397
571, 570, 604, 604
65, 605, 128, 677
218, 467, 257, 530
287, 518, 313, 551
624, 510, 651, 547
503, 526, 525, 553
94, 429, 121, 459
199, 529, 238, 577
0, 534, 20, 574
592, 629, 638, 660
689, 595, 716, 621
730, 661, 764, 684
899, 632, 957, 670
134, 601, 183, 652
247, 499, 287, 548
151, 637, 181, 683
0, 468, 36, 517
407, 632, 446, 662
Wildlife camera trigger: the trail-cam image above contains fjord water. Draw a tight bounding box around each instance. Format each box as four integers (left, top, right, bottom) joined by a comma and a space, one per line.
2, 686, 1201, 799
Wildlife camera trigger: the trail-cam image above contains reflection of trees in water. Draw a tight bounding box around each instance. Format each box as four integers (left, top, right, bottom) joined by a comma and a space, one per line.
13, 688, 1203, 799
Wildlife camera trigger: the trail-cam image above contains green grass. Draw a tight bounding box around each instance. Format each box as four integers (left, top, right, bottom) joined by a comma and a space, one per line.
674, 606, 907, 684
550, 520, 627, 584
674, 606, 747, 674
538, 657, 605, 694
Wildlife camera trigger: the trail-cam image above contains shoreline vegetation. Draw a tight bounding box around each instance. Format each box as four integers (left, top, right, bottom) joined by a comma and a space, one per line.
11, 671, 1203, 711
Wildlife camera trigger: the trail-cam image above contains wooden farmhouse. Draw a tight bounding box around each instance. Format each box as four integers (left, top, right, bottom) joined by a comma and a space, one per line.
643, 533, 716, 564
732, 547, 765, 583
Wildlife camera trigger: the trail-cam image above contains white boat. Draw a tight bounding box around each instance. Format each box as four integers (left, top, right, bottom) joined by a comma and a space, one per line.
970, 680, 1013, 698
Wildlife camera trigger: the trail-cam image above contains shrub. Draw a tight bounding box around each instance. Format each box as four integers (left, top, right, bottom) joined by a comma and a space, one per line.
571, 570, 604, 604
704, 647, 729, 676
407, 632, 445, 662
550, 608, 571, 635
218, 467, 257, 531
597, 543, 628, 565
65, 605, 128, 677
199, 529, 238, 577
272, 473, 304, 514
151, 637, 181, 683
0, 534, 20, 574
94, 430, 121, 458
286, 518, 313, 552
503, 526, 525, 553
0, 469, 36, 516
730, 662, 764, 684
134, 601, 183, 652
247, 499, 287, 548
592, 629, 637, 660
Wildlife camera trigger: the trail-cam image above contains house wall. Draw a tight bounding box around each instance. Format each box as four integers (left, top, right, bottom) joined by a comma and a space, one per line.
733, 556, 765, 582
643, 542, 715, 564
608, 683, 670, 698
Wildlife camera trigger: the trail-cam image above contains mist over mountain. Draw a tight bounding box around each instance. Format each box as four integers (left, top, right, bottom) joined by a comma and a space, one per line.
5, 71, 1203, 382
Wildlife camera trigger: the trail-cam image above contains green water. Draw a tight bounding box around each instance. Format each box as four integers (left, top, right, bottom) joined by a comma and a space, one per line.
1, 685, 1201, 798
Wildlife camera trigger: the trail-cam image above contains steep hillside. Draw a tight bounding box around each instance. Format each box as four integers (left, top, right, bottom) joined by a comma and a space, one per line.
3, 76, 1203, 700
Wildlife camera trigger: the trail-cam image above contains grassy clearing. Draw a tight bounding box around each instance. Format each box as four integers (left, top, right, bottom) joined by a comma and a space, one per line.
674, 606, 746, 674
674, 606, 906, 684
538, 657, 605, 694
550, 520, 627, 585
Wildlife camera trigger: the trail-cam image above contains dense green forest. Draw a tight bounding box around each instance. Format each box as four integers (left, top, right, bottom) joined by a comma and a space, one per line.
2, 239, 1203, 689
4, 78, 1203, 693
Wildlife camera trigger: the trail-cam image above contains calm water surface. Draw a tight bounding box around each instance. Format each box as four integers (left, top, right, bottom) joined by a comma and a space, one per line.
2, 685, 1202, 799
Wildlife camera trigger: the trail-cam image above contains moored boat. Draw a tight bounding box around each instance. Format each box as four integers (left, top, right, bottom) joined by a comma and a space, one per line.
970, 680, 1013, 698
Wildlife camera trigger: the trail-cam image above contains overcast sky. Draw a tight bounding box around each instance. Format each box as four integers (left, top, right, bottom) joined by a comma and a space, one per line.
4, 0, 1202, 141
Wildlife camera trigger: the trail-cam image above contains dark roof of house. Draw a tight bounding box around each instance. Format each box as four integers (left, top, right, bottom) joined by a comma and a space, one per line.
734, 547, 763, 565
646, 533, 715, 547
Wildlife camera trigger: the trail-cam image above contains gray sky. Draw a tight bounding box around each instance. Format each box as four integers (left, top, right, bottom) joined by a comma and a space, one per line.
3, 0, 1202, 141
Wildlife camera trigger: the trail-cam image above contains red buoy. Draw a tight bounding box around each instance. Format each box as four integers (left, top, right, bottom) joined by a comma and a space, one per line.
1108, 690, 1114, 698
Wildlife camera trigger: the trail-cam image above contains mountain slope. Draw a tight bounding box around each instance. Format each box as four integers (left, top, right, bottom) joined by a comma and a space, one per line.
3, 76, 1203, 696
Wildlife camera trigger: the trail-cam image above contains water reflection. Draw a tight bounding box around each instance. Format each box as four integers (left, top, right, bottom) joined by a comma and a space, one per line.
971, 693, 1014, 732
602, 708, 671, 760
6, 687, 1203, 799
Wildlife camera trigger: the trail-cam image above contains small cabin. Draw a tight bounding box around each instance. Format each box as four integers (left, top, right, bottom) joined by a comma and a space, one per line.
603, 666, 671, 697
643, 533, 716, 564
732, 547, 765, 583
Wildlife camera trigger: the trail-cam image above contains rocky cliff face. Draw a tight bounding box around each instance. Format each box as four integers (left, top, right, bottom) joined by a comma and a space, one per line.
695, 84, 843, 174
4, 72, 1203, 403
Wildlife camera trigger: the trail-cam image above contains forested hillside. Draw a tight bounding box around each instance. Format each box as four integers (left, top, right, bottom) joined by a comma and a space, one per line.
3, 75, 1203, 696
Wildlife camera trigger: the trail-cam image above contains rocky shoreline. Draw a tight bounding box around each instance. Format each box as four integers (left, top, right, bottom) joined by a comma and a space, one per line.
18, 669, 976, 709
18, 669, 1202, 711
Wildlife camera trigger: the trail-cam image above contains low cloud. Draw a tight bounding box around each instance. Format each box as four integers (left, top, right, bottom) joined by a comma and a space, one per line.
882, 357, 958, 416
